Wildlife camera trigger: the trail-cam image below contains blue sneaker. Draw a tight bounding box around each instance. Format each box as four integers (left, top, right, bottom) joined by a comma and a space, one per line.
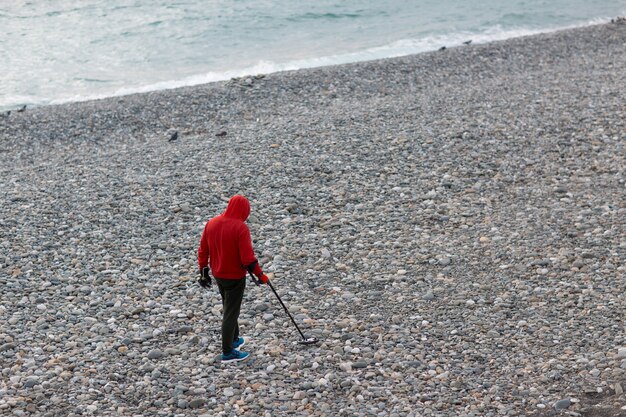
232, 336, 246, 349
221, 349, 249, 363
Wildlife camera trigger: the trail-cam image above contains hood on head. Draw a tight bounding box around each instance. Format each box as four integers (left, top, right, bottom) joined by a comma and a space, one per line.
223, 195, 250, 221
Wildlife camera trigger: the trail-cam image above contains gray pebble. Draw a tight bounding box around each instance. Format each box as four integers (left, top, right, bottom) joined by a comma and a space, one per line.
423, 291, 435, 301
189, 398, 204, 409
554, 398, 571, 410
148, 349, 164, 359
23, 378, 38, 388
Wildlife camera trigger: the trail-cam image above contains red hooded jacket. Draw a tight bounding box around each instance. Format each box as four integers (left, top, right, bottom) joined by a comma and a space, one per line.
198, 195, 263, 279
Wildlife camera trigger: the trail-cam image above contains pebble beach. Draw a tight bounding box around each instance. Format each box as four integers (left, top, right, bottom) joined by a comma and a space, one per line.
1, 21, 625, 417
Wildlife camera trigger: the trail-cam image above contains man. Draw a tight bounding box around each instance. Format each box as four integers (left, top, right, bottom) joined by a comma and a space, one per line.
197, 195, 268, 363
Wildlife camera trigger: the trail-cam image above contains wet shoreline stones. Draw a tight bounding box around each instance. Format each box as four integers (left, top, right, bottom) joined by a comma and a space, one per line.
1, 22, 625, 416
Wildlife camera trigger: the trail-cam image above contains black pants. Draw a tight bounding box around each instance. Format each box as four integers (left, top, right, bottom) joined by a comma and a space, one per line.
215, 277, 246, 354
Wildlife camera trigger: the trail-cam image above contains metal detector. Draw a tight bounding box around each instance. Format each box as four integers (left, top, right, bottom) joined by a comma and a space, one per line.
249, 272, 319, 345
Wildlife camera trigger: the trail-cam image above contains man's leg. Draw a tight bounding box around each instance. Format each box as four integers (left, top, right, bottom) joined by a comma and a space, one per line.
215, 279, 228, 352
218, 281, 239, 342
219, 281, 239, 342
228, 278, 245, 345
216, 278, 246, 354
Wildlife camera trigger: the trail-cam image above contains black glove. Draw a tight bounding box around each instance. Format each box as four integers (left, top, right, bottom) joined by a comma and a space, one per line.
198, 267, 212, 289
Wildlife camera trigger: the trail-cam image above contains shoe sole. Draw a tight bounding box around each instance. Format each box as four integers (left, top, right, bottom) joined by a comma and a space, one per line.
221, 355, 249, 363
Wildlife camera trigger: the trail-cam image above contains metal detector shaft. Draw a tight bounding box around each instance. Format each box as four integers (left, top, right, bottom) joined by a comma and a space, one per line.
249, 271, 308, 341
266, 280, 308, 341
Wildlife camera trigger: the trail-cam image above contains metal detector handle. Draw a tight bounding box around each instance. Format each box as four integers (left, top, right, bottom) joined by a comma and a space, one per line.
247, 271, 261, 286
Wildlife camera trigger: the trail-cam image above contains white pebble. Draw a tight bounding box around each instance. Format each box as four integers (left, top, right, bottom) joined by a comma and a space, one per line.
339, 362, 352, 372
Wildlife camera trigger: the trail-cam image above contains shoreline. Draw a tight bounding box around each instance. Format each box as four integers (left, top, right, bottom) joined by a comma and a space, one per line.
0, 21, 624, 417
2, 18, 620, 112
0, 21, 623, 140
2, 21, 624, 147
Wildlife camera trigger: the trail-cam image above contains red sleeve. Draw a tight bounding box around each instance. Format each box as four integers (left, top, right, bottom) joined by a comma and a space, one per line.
197, 223, 210, 270
239, 224, 262, 276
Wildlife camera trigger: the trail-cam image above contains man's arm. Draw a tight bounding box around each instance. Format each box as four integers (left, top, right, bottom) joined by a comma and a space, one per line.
239, 225, 263, 277
198, 224, 210, 270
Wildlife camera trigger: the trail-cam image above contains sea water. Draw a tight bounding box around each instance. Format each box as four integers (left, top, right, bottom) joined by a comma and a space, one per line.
1, 0, 624, 110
